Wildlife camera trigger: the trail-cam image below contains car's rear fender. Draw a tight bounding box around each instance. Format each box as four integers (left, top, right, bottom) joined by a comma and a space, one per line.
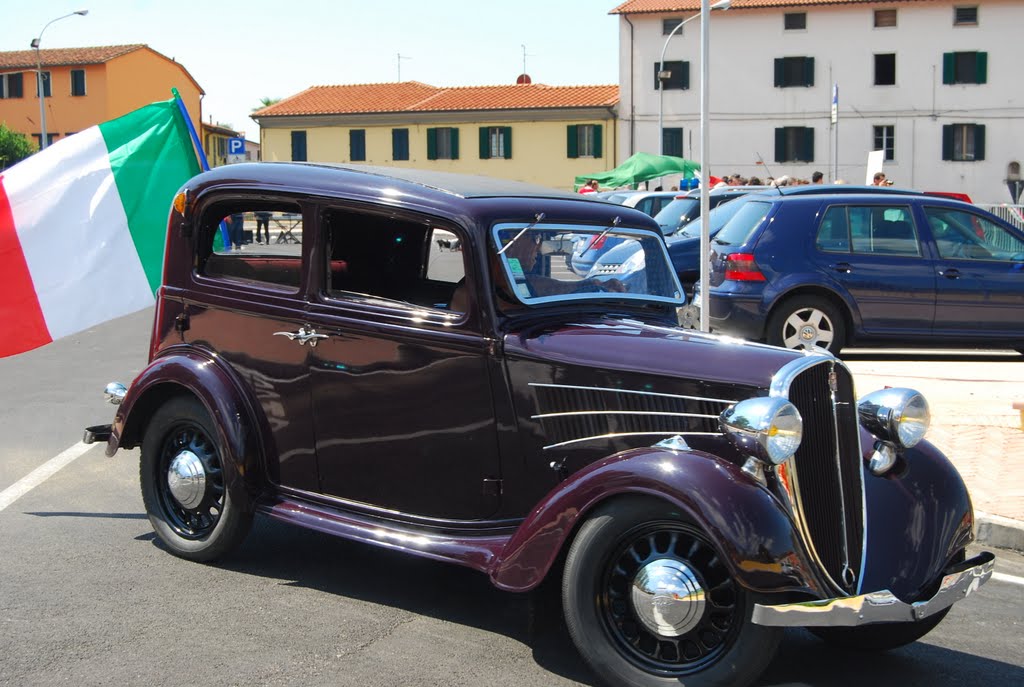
762, 276, 863, 335
107, 346, 265, 512
489, 446, 827, 596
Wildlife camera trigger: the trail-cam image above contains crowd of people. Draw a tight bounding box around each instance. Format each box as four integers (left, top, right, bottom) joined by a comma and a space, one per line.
578, 169, 895, 194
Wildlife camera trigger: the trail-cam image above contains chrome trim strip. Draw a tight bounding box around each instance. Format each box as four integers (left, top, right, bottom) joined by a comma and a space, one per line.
529, 382, 737, 406
827, 364, 855, 590
543, 431, 722, 450
768, 352, 836, 398
752, 552, 995, 627
532, 410, 721, 420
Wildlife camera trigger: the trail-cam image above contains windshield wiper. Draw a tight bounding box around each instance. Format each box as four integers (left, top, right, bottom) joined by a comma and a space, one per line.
498, 213, 546, 255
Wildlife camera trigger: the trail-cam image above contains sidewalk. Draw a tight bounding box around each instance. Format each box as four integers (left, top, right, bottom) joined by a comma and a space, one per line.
846, 353, 1024, 551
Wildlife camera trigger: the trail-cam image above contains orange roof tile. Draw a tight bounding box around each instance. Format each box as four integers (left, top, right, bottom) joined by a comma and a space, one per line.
610, 0, 931, 13
0, 44, 146, 69
253, 82, 619, 117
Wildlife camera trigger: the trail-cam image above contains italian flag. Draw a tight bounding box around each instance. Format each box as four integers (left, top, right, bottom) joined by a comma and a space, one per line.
0, 98, 200, 358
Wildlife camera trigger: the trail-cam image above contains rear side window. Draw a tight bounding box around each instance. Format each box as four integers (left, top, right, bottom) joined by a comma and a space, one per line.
200, 202, 303, 289
819, 205, 920, 256
714, 201, 771, 246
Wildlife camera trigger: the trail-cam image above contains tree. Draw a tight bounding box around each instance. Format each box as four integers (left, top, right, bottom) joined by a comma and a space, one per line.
253, 96, 280, 111
0, 123, 36, 170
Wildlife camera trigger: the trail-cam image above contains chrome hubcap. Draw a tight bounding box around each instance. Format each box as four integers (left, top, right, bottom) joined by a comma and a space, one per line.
782, 307, 835, 350
631, 558, 706, 637
167, 450, 207, 509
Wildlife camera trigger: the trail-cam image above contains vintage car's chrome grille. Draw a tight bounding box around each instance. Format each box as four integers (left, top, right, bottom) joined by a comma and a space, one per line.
779, 359, 864, 593
530, 383, 733, 450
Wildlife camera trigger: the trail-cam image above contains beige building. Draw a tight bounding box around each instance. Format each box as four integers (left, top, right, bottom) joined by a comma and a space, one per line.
251, 81, 620, 191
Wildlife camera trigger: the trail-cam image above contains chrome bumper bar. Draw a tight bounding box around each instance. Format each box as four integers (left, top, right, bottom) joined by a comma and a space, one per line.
752, 551, 994, 627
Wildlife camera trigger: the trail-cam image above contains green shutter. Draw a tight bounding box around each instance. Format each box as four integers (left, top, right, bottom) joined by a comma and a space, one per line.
682, 61, 690, 90
976, 52, 987, 84
775, 128, 786, 162
974, 125, 985, 161
426, 128, 437, 160
774, 58, 784, 87
804, 57, 815, 87
567, 125, 579, 158
941, 125, 954, 160
593, 124, 603, 158
450, 127, 459, 159
942, 53, 955, 84
803, 127, 815, 161
654, 63, 662, 90
503, 127, 512, 159
479, 127, 490, 159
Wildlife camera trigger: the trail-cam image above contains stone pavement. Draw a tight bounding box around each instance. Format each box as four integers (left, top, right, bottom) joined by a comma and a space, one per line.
845, 352, 1024, 550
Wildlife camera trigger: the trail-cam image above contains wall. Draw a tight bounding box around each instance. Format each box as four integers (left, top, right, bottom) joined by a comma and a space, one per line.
105, 48, 202, 134
0, 63, 109, 143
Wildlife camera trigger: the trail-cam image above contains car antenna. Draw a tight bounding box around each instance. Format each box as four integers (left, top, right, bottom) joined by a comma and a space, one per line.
498, 213, 546, 254
755, 153, 784, 196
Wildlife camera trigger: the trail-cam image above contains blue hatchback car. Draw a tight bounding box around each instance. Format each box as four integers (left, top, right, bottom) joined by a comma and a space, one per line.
702, 192, 1024, 353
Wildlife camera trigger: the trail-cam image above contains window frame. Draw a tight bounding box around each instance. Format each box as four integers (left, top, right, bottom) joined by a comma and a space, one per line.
349, 129, 366, 162
784, 12, 807, 31
392, 128, 410, 161
567, 124, 603, 159
70, 68, 86, 96
942, 51, 987, 85
36, 71, 52, 98
942, 123, 985, 162
654, 60, 690, 90
874, 9, 897, 28
953, 6, 978, 26
774, 56, 815, 88
427, 127, 460, 160
662, 127, 684, 158
480, 126, 512, 160
290, 131, 307, 162
874, 53, 896, 86
0, 72, 25, 99
774, 126, 815, 163
873, 125, 896, 162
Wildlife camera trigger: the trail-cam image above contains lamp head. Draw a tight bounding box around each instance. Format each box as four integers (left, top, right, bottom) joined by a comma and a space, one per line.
30, 38, 40, 49
711, 0, 731, 9
75, 9, 89, 15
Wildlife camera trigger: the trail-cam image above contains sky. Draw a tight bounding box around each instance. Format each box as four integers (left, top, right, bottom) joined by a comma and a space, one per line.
4, 1, 622, 140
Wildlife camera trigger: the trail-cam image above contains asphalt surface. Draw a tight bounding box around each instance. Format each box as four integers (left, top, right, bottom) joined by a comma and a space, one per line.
1, 308, 1022, 686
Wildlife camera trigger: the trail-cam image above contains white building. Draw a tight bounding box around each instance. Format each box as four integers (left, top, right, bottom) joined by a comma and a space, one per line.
611, 0, 1023, 204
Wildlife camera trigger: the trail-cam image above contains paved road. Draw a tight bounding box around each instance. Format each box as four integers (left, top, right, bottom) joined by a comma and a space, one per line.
1, 311, 1022, 686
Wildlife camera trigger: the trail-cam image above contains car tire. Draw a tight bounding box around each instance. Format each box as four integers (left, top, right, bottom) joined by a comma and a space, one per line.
767, 295, 846, 353
140, 395, 252, 562
562, 497, 782, 687
809, 607, 951, 651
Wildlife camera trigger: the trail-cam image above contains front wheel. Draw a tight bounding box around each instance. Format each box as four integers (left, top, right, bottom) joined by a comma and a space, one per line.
140, 396, 252, 562
562, 498, 781, 687
767, 295, 846, 353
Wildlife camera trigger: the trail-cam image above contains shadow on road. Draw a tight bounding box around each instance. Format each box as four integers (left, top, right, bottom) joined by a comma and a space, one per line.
840, 349, 1022, 363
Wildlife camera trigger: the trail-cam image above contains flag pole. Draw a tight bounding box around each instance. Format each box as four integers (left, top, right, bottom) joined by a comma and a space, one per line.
171, 88, 229, 248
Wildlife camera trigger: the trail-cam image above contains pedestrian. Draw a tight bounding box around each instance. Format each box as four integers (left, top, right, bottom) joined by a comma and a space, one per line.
812, 171, 824, 184
578, 179, 598, 195
872, 172, 889, 186
229, 212, 246, 250
254, 211, 272, 244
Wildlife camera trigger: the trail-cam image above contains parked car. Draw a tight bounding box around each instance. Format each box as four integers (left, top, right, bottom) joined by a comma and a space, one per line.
653, 186, 768, 235
698, 190, 1024, 353
570, 191, 679, 276
85, 164, 993, 687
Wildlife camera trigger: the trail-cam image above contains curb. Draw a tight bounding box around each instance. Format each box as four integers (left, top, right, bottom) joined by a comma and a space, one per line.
976, 511, 1024, 552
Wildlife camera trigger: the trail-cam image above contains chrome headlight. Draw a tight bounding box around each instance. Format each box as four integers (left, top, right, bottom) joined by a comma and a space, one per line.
857, 388, 930, 448
721, 397, 803, 465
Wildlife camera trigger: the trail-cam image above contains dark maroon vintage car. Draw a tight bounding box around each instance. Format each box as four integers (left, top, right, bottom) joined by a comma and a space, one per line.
85, 163, 993, 687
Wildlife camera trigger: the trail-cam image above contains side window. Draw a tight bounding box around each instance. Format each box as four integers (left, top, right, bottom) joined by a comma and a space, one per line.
925, 207, 1024, 261
816, 206, 850, 252
849, 206, 920, 256
200, 203, 303, 289
324, 209, 466, 314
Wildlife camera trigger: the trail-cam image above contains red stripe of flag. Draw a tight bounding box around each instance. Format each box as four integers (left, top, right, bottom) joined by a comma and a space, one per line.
0, 176, 52, 357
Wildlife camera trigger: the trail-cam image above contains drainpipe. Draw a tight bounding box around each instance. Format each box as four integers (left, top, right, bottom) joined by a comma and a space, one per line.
623, 14, 635, 156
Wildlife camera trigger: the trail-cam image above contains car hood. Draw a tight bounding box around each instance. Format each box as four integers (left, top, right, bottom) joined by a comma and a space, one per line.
503, 316, 802, 390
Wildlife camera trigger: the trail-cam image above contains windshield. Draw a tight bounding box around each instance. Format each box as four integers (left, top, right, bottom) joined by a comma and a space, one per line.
493, 223, 684, 306
677, 194, 756, 238
713, 201, 773, 247
653, 198, 699, 234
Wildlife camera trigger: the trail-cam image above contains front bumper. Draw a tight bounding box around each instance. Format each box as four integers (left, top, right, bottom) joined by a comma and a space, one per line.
752, 551, 994, 627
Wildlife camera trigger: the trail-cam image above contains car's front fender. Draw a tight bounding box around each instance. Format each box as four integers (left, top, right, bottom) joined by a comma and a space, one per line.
489, 446, 827, 595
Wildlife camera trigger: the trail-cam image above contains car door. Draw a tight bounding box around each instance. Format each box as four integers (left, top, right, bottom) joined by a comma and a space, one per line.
921, 204, 1024, 338
811, 203, 936, 336
304, 206, 502, 521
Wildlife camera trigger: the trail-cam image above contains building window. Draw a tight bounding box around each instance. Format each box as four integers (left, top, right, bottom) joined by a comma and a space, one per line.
943, 51, 987, 84
290, 131, 307, 161
0, 72, 24, 99
349, 129, 366, 161
774, 127, 815, 163
774, 57, 815, 88
662, 128, 683, 158
942, 124, 985, 161
874, 53, 896, 86
36, 71, 52, 98
70, 69, 86, 96
784, 13, 806, 30
874, 125, 895, 161
479, 126, 512, 159
874, 9, 897, 28
392, 128, 409, 160
427, 127, 459, 160
954, 6, 978, 26
567, 124, 603, 159
32, 133, 58, 147
654, 61, 690, 90
663, 18, 688, 35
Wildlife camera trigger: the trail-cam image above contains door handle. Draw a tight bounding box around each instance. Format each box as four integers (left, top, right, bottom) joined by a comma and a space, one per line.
274, 325, 329, 347
938, 268, 961, 280
832, 262, 852, 274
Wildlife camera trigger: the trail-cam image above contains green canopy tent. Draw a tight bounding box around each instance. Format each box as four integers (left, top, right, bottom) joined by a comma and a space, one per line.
574, 152, 701, 191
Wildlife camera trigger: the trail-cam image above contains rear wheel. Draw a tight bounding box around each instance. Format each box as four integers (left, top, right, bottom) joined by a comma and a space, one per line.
767, 295, 846, 353
562, 498, 781, 687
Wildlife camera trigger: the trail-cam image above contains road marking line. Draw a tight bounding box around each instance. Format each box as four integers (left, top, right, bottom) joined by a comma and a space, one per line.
992, 572, 1024, 587
0, 441, 96, 513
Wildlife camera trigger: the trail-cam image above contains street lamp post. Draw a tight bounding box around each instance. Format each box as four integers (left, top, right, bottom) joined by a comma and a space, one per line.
31, 9, 89, 150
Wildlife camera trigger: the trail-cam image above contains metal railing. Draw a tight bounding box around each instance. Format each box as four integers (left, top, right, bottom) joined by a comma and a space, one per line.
977, 204, 1024, 231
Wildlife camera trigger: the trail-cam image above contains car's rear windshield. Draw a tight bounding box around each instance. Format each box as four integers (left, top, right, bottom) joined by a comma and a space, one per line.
678, 194, 756, 238
713, 201, 772, 247
654, 198, 700, 234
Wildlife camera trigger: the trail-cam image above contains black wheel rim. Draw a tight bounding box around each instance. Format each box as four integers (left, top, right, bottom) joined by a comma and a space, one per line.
155, 422, 224, 539
599, 523, 742, 676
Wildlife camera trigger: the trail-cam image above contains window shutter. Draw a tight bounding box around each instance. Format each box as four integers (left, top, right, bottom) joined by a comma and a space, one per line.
503, 127, 513, 159
974, 125, 985, 161
11, 73, 23, 98
802, 127, 815, 161
941, 125, 954, 160
567, 125, 579, 158
682, 61, 691, 90
775, 128, 786, 162
291, 131, 307, 162
654, 63, 662, 90
942, 53, 954, 84
426, 128, 437, 160
450, 128, 459, 159
593, 124, 603, 158
976, 52, 987, 84
774, 58, 784, 87
0, 79, 4, 99
804, 57, 815, 87
479, 127, 490, 159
